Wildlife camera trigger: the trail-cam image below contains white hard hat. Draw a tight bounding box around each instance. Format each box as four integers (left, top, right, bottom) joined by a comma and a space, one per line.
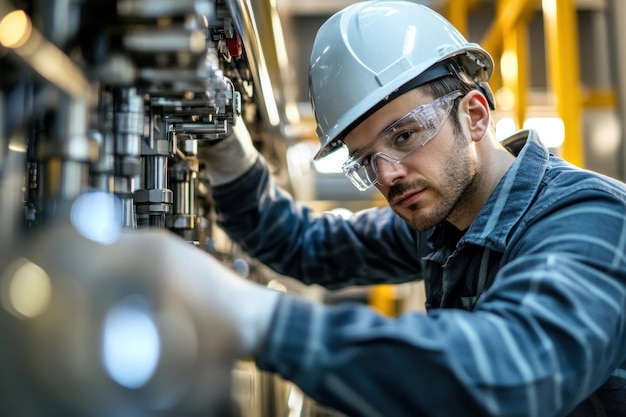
309, 0, 494, 160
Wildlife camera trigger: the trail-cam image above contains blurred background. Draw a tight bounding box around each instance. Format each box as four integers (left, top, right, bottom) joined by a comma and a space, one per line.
0, 0, 625, 415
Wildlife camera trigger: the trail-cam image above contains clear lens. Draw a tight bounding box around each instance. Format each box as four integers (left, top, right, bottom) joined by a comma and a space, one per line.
344, 159, 377, 191
342, 90, 462, 190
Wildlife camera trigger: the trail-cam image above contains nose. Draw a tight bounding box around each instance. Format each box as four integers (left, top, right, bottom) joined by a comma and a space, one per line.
373, 154, 406, 187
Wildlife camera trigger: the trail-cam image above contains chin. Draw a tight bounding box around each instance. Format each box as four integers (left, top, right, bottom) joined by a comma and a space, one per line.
394, 205, 445, 232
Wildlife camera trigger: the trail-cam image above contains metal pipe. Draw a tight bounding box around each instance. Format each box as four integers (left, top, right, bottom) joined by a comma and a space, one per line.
117, 0, 212, 18
123, 29, 207, 54
114, 88, 144, 228
226, 0, 281, 127
543, 0, 584, 166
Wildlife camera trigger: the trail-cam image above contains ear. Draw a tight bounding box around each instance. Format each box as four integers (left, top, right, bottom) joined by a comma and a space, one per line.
464, 90, 491, 142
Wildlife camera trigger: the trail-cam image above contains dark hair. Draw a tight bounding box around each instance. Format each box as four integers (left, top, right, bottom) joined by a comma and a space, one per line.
419, 76, 475, 135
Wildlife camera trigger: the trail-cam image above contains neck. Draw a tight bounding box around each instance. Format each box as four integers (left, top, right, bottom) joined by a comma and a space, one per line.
448, 136, 517, 230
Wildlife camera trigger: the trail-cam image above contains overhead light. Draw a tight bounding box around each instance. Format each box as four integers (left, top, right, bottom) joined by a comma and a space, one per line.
0, 10, 32, 49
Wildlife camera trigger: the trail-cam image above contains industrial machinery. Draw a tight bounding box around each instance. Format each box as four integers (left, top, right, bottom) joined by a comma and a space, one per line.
0, 0, 302, 415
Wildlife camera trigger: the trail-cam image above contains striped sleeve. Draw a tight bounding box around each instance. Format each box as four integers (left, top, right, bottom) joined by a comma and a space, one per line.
257, 183, 626, 417
212, 157, 426, 288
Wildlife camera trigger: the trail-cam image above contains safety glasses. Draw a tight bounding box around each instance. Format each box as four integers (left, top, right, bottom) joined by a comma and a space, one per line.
342, 90, 463, 191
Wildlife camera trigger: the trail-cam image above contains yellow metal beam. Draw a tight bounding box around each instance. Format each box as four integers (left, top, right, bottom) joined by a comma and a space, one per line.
501, 21, 529, 129
479, 0, 539, 106
445, 0, 469, 37
515, 25, 529, 129
480, 0, 541, 58
443, 0, 482, 38
542, 0, 583, 166
582, 89, 616, 108
369, 285, 397, 316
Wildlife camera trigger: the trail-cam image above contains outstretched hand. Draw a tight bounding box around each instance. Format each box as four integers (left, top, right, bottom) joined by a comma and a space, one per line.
0, 214, 279, 415
199, 117, 260, 186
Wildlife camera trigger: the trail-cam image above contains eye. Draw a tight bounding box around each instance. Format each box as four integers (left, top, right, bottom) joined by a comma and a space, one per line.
360, 154, 374, 167
390, 128, 423, 149
394, 130, 414, 144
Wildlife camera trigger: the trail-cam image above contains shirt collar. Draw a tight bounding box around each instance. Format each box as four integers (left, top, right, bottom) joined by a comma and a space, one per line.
461, 129, 549, 251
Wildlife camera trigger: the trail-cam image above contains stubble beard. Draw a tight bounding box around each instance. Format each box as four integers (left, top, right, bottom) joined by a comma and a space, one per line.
390, 131, 478, 232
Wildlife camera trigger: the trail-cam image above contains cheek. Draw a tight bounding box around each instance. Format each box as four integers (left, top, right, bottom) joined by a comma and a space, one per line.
409, 147, 449, 176
374, 183, 388, 197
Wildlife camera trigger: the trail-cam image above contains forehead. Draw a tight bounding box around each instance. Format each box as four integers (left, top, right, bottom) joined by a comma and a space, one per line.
343, 88, 434, 151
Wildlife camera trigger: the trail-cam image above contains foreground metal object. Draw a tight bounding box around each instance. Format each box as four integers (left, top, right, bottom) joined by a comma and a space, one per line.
0, 0, 298, 414
0, 196, 240, 416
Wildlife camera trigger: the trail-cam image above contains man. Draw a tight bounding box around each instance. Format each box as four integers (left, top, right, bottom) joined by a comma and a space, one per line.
198, 1, 626, 416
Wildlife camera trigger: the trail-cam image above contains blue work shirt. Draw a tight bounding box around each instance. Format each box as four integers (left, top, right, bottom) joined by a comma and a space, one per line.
212, 129, 626, 417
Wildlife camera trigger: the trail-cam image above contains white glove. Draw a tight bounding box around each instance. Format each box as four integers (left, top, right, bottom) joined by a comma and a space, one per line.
0, 193, 279, 414
200, 117, 259, 186
152, 230, 281, 356
3, 216, 279, 361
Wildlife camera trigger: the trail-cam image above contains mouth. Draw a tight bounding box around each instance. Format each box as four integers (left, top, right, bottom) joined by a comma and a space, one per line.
391, 188, 427, 208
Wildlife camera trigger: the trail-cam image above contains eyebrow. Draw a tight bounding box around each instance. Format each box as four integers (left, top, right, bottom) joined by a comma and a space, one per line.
349, 115, 404, 158
377, 101, 430, 137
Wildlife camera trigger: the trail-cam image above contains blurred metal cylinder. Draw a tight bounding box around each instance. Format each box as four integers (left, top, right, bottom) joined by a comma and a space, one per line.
0, 203, 240, 416
123, 29, 207, 54
135, 108, 175, 229
114, 87, 144, 228
170, 139, 199, 240
117, 0, 213, 18
90, 89, 116, 193
35, 95, 97, 221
